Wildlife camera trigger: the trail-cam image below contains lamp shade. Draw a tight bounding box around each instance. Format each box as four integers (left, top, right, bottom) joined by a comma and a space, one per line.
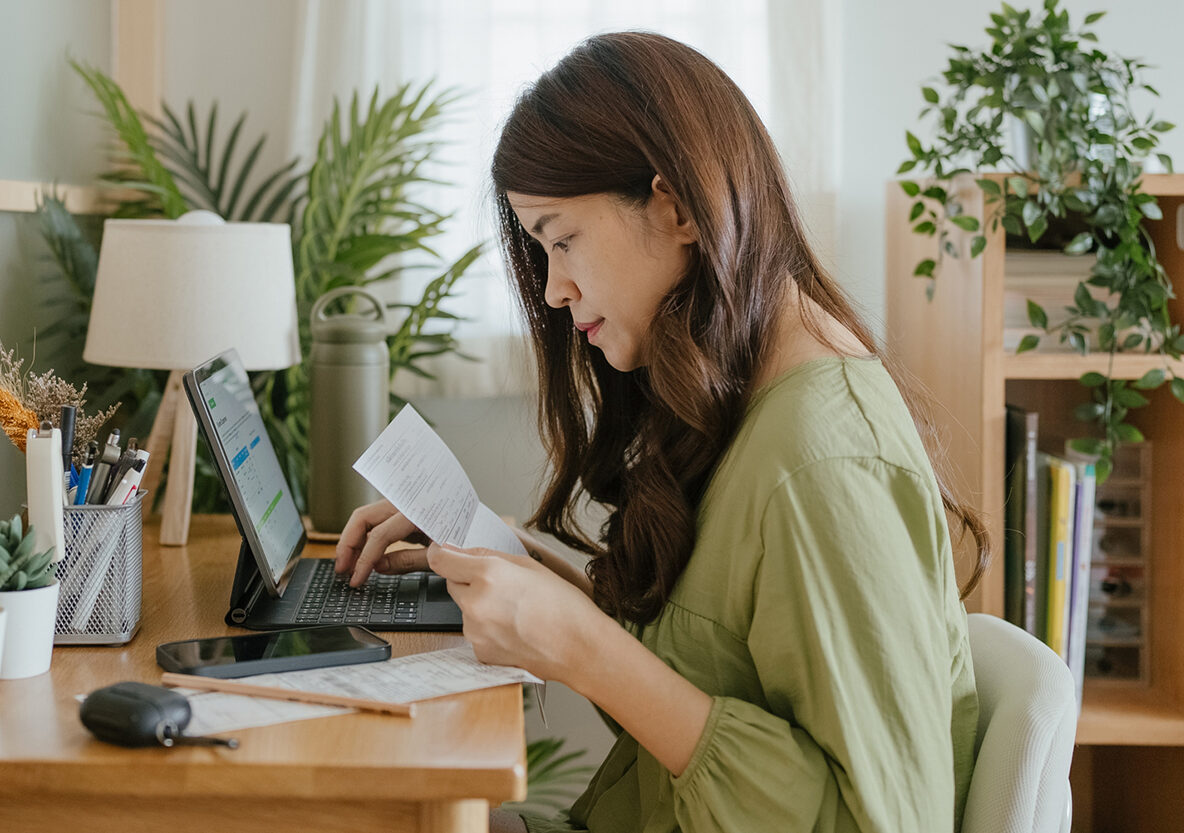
84, 211, 301, 370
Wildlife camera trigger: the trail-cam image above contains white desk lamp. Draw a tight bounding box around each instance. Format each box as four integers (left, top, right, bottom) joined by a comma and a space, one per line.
84, 211, 300, 546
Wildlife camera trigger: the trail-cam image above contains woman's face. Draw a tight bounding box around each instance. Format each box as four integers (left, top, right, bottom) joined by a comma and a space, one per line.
508, 182, 696, 372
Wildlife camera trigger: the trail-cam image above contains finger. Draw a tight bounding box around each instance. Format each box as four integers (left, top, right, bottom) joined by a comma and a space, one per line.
374, 545, 430, 575
426, 542, 489, 584
335, 500, 396, 571
349, 512, 427, 586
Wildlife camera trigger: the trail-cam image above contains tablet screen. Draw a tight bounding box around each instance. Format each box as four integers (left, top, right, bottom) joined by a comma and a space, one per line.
187, 350, 304, 593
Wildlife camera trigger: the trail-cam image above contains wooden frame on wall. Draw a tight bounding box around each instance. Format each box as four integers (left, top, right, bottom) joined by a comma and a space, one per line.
0, 0, 161, 215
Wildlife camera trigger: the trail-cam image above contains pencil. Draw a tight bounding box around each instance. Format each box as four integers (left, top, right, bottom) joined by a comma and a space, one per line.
160, 672, 417, 717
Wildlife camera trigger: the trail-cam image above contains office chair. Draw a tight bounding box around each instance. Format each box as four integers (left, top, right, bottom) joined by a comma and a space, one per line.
961, 613, 1077, 833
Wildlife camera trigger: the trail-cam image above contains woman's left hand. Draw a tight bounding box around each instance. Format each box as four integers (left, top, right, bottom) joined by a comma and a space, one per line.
426, 542, 606, 683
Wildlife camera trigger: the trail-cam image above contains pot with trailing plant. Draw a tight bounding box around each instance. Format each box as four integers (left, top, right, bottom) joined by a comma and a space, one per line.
0, 514, 58, 679
897, 0, 1178, 481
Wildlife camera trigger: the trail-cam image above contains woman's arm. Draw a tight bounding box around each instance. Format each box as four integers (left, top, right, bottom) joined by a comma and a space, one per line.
514, 528, 594, 597
426, 543, 711, 776
564, 606, 713, 777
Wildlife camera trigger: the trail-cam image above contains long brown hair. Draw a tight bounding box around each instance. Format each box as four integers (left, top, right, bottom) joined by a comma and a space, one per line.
492, 32, 989, 624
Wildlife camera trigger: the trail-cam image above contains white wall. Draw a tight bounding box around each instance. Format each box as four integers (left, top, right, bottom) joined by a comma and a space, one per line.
0, 0, 112, 513
837, 0, 1184, 338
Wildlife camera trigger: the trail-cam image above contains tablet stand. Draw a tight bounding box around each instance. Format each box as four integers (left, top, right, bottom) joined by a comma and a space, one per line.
226, 537, 267, 625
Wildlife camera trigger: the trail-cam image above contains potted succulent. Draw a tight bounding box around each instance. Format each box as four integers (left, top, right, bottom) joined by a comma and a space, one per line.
0, 514, 58, 679
897, 0, 1178, 480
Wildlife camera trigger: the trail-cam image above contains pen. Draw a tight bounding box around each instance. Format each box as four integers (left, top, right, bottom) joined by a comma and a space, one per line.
101, 438, 140, 503
105, 459, 145, 506
60, 404, 77, 490
74, 441, 99, 506
87, 429, 122, 504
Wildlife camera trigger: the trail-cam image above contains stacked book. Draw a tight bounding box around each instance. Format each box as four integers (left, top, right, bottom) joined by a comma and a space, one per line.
1004, 404, 1097, 707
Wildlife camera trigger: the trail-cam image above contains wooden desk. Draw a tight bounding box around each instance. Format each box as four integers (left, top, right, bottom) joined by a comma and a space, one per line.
0, 515, 525, 833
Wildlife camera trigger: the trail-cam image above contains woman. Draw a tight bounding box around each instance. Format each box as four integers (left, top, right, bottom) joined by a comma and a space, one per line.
336, 32, 987, 833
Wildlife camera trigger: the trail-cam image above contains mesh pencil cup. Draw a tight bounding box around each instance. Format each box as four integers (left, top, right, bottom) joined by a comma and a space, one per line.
53, 493, 145, 645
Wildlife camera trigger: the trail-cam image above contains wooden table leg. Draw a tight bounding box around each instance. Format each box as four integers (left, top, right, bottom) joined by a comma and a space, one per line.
420, 799, 490, 833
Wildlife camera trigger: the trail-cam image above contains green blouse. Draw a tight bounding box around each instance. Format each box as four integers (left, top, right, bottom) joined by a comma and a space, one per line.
522, 356, 978, 833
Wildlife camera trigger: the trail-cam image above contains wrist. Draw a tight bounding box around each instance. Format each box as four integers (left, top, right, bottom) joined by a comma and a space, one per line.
559, 606, 627, 697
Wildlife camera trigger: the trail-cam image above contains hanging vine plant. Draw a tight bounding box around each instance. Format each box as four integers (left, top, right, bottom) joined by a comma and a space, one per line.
897, 0, 1178, 481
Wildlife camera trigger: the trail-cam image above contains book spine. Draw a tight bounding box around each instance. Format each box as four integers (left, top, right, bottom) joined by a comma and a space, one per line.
1046, 458, 1076, 660
1021, 416, 1039, 634
1067, 462, 1097, 706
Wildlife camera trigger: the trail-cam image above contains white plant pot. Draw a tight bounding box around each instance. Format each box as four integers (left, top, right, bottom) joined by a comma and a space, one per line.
0, 579, 59, 679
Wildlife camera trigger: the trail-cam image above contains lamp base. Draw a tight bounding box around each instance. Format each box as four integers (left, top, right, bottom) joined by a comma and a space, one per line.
141, 370, 196, 547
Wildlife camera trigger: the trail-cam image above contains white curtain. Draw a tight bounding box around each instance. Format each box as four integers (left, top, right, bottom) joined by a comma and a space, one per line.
286, 0, 839, 398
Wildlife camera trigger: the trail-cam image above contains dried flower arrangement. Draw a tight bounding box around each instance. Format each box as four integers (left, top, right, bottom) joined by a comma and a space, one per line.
0, 341, 119, 461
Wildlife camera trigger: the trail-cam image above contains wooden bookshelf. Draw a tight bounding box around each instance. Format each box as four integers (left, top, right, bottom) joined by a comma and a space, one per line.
885, 173, 1184, 832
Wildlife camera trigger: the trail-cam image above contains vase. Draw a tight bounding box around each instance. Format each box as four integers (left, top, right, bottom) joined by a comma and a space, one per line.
0, 579, 60, 679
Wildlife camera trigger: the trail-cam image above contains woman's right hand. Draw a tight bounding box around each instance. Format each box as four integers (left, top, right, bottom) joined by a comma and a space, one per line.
334, 499, 431, 587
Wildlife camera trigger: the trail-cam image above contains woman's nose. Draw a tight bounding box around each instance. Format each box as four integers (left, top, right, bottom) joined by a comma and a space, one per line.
544, 260, 578, 309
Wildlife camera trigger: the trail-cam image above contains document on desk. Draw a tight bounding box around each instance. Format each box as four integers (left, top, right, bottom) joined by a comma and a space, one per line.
241, 643, 541, 704
353, 404, 527, 556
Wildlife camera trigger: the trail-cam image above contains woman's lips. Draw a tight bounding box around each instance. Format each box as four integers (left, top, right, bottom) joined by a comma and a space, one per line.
575, 318, 604, 340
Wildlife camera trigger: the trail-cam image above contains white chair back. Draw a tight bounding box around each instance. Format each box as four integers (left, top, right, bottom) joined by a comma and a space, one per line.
961, 613, 1077, 833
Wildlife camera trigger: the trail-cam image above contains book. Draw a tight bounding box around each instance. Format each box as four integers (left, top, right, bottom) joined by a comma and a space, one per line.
1065, 456, 1098, 707
1033, 452, 1052, 642
1045, 456, 1077, 660
1004, 405, 1040, 631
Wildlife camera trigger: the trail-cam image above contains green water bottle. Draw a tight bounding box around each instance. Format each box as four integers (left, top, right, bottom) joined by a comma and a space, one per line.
308, 287, 390, 533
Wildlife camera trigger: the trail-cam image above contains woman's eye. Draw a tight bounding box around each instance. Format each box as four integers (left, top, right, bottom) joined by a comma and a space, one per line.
551, 236, 572, 253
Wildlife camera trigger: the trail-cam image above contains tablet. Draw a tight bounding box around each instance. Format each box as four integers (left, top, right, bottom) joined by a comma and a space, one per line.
184, 349, 306, 597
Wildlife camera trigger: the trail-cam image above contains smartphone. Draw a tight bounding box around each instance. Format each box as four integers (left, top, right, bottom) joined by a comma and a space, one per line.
156, 626, 391, 678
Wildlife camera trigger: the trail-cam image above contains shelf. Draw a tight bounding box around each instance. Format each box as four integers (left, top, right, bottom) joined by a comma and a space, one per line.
1077, 686, 1184, 745
1086, 636, 1144, 647
1004, 351, 1184, 380
1139, 174, 1184, 197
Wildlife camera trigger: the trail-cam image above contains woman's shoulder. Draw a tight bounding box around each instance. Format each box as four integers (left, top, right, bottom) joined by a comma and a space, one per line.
724, 354, 922, 484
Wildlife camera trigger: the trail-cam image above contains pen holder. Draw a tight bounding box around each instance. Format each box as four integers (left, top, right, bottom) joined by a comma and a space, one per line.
52, 493, 145, 645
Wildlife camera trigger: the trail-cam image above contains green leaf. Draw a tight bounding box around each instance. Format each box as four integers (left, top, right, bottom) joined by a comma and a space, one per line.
914, 259, 936, 277
1016, 334, 1040, 354
1065, 232, 1093, 254
1008, 176, 1029, 198
1084, 11, 1106, 23
1080, 372, 1107, 387
71, 61, 188, 218
976, 178, 1001, 196
1133, 368, 1165, 389
1027, 301, 1048, 330
1021, 201, 1042, 227
922, 86, 940, 104
1123, 333, 1143, 349
1095, 456, 1113, 484
1172, 378, 1184, 403
897, 159, 917, 174
1070, 437, 1105, 456
914, 221, 937, 235
1028, 215, 1048, 243
906, 131, 923, 156
950, 215, 980, 231
1138, 200, 1163, 220
1114, 388, 1150, 408
1075, 402, 1105, 421
1156, 154, 1175, 174
900, 180, 921, 197
970, 235, 987, 257
909, 202, 924, 221
1115, 423, 1145, 442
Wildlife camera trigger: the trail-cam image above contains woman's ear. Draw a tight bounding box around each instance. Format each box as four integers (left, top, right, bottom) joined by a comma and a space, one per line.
650, 174, 698, 245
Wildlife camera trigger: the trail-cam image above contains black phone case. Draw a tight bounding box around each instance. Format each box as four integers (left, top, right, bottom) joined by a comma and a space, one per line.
155, 626, 391, 678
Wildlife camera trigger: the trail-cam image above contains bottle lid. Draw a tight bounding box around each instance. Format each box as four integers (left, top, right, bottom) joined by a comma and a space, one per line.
310, 287, 389, 343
